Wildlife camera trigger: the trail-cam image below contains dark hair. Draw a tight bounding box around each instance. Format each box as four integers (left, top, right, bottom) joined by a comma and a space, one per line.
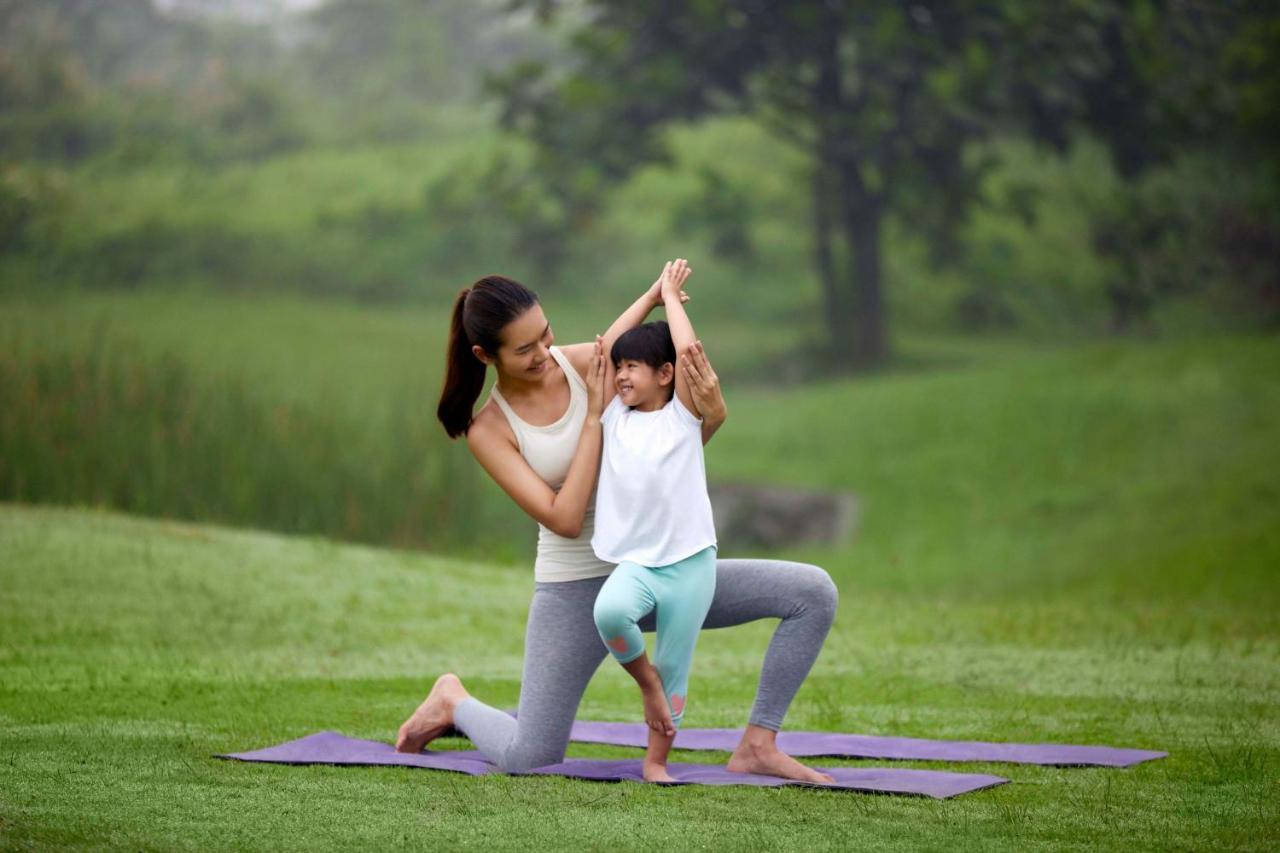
437, 275, 539, 438
612, 321, 676, 371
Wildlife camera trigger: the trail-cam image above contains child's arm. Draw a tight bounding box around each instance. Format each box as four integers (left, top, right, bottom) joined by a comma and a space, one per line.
660, 259, 698, 417
563, 264, 688, 407
596, 290, 658, 408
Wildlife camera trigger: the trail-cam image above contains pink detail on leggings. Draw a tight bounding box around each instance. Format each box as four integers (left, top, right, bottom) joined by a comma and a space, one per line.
669, 694, 685, 715
608, 636, 629, 654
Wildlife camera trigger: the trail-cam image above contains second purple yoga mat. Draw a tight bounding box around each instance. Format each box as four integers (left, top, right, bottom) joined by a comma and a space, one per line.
567, 721, 1166, 768
218, 731, 1008, 799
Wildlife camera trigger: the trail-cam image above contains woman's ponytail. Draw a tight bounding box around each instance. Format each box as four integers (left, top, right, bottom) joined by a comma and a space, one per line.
436, 276, 539, 439
438, 288, 485, 438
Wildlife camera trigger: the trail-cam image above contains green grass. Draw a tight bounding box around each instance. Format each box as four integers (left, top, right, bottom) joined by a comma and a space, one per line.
1, 502, 1276, 850
709, 335, 1280, 616
2, 289, 1278, 848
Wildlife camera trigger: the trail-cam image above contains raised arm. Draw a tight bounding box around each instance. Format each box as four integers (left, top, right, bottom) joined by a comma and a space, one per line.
467, 338, 606, 538
661, 259, 698, 416
561, 264, 689, 403
595, 289, 659, 408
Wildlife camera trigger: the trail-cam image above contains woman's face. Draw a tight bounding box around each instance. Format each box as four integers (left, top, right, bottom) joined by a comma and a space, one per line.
485, 304, 555, 379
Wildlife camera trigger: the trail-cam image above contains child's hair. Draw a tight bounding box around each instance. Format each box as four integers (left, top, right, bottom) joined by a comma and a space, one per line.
611, 321, 677, 373
437, 275, 539, 439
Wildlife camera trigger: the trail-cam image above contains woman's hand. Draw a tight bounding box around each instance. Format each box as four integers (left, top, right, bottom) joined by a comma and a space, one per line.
682, 341, 727, 439
586, 335, 606, 419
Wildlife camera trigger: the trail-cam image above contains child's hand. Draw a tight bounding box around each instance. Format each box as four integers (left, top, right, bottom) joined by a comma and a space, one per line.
660, 258, 692, 300
586, 335, 606, 418
646, 262, 691, 307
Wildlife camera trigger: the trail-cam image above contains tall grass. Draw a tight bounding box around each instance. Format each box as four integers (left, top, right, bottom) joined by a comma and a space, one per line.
0, 326, 530, 560
3, 292, 1276, 606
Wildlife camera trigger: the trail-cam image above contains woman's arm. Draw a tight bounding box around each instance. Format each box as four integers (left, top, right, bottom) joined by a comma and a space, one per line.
681, 341, 727, 444
467, 340, 606, 538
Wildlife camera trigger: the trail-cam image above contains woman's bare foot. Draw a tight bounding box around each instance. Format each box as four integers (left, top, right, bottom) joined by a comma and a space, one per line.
640, 683, 676, 737
394, 673, 470, 753
643, 762, 677, 783
726, 725, 835, 784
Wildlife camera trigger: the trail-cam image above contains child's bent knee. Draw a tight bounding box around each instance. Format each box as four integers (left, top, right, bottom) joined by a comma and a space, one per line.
592, 597, 627, 635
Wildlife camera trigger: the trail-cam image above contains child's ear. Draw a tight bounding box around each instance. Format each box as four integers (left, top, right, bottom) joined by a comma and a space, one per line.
657, 363, 675, 386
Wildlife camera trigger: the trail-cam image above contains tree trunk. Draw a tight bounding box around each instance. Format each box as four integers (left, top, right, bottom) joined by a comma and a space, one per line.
813, 18, 888, 371
848, 207, 887, 368
811, 163, 845, 357
836, 161, 888, 369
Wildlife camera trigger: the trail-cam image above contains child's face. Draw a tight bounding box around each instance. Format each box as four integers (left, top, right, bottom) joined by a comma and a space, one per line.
615, 359, 673, 409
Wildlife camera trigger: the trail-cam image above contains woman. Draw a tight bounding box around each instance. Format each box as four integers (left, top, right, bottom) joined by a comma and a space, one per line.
396, 263, 838, 783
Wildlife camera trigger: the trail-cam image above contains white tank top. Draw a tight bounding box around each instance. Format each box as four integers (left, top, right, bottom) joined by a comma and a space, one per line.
591, 394, 717, 567
488, 346, 615, 583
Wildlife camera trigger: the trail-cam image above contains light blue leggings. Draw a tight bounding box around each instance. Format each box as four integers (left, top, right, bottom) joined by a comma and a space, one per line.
591, 545, 717, 728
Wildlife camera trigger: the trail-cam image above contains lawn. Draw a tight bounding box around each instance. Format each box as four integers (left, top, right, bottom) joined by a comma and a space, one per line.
1, 291, 1277, 849
1, 497, 1275, 850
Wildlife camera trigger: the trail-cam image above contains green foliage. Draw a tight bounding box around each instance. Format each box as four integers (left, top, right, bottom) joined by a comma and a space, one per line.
1, 2, 1275, 346
0, 0, 312, 165
0, 325, 529, 560
497, 0, 1280, 367
1091, 157, 1280, 333
670, 166, 755, 263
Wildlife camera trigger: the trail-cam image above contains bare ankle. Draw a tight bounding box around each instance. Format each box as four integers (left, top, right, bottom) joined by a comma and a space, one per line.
739, 724, 778, 750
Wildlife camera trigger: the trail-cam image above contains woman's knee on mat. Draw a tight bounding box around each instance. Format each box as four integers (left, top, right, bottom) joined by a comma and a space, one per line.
496, 741, 567, 774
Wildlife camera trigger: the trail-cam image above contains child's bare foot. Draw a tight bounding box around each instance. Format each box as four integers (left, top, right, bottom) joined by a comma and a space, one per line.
641, 683, 676, 737
395, 673, 470, 753
643, 762, 677, 783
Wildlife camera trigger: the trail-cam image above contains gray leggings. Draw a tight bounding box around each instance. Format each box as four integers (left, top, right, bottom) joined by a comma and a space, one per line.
453, 558, 838, 771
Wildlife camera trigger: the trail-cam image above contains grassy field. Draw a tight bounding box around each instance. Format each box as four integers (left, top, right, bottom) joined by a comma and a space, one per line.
2, 313, 1278, 848
0, 502, 1276, 850
0, 290, 1042, 560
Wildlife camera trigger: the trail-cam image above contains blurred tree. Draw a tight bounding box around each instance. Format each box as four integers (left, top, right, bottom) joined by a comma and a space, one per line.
1010, 0, 1278, 332
492, 0, 1274, 368
301, 0, 559, 142
0, 0, 307, 163
671, 166, 755, 263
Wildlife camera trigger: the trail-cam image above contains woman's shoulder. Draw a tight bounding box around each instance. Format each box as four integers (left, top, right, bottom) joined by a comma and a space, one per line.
466, 398, 517, 452
556, 343, 595, 380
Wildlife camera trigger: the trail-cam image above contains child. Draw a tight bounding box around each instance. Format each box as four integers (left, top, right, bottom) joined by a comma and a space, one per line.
591, 258, 717, 783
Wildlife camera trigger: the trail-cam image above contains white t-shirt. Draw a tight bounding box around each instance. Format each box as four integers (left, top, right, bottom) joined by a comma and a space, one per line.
591, 394, 717, 567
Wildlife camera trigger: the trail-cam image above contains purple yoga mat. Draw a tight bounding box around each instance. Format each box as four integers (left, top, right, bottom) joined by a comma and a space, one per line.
567, 721, 1167, 768
217, 731, 1007, 799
